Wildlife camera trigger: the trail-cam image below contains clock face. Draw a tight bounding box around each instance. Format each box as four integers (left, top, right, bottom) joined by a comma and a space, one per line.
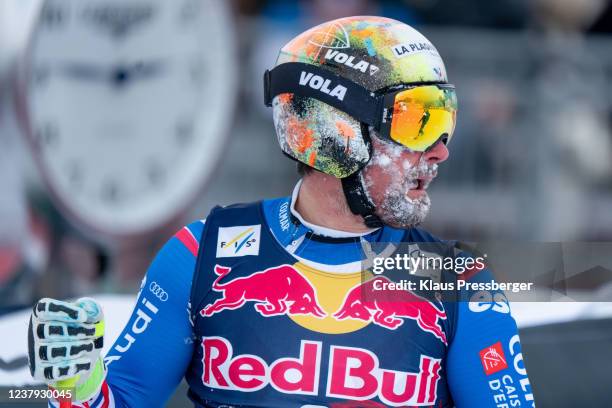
20, 0, 236, 236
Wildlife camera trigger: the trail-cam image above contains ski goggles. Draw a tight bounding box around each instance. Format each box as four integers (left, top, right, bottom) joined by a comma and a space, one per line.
264, 62, 457, 152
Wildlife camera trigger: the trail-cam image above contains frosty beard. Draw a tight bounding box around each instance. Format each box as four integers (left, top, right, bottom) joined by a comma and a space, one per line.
360, 137, 438, 229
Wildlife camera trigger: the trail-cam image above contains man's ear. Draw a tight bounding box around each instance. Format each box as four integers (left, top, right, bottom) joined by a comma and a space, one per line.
296, 162, 314, 176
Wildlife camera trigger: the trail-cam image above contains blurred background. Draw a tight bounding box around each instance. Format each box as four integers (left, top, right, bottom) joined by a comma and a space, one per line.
0, 0, 611, 406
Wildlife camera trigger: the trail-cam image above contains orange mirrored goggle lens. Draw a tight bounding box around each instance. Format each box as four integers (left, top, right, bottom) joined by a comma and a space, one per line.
389, 85, 457, 152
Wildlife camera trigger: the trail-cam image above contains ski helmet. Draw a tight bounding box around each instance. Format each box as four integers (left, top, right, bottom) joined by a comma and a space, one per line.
265, 16, 455, 227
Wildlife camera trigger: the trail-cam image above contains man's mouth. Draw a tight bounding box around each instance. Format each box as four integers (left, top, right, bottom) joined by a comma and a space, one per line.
408, 176, 434, 191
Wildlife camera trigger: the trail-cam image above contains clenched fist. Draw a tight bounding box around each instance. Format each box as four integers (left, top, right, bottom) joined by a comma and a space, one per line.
28, 297, 106, 402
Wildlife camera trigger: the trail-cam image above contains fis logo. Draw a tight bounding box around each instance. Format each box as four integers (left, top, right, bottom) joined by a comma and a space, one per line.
299, 71, 347, 101
216, 225, 261, 258
324, 50, 379, 76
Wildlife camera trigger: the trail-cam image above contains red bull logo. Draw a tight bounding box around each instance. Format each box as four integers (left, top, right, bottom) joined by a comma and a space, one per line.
202, 336, 441, 406
333, 276, 448, 345
201, 264, 326, 318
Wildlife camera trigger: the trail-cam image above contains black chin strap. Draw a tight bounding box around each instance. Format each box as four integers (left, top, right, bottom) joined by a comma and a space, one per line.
341, 173, 383, 228
340, 123, 383, 229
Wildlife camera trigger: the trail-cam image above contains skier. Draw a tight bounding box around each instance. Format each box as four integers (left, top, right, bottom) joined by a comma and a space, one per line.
28, 16, 535, 407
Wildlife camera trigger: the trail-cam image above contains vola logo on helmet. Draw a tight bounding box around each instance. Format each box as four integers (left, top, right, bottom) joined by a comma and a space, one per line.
299, 71, 347, 101
324, 50, 379, 76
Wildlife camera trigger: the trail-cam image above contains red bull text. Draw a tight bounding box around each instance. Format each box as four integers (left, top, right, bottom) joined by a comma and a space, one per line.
202, 336, 441, 406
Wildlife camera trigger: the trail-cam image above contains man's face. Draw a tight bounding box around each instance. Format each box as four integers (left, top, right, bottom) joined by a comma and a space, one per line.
360, 132, 450, 228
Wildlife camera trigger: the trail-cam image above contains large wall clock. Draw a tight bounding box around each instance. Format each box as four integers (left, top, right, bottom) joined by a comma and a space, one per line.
16, 0, 237, 237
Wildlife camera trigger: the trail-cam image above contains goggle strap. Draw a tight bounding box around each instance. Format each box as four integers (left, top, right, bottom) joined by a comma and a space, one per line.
264, 63, 381, 127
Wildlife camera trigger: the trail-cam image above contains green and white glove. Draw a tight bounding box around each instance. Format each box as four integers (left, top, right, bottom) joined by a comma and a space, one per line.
28, 297, 106, 402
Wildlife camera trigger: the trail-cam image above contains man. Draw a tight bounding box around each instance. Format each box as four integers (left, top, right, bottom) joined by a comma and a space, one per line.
29, 17, 535, 407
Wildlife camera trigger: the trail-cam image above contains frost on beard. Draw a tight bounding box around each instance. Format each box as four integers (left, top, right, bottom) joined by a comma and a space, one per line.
361, 137, 438, 228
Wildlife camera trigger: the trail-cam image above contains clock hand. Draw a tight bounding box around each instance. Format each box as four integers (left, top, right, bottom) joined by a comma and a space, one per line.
129, 60, 167, 80
59, 62, 110, 83
109, 60, 166, 88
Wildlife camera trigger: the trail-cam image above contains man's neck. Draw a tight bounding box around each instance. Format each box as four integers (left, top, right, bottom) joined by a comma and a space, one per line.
294, 172, 374, 234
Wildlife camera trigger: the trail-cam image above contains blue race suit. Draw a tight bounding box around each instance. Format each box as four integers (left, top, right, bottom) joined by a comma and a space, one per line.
50, 187, 535, 407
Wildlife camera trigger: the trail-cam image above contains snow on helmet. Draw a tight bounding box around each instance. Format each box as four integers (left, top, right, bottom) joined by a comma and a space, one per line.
270, 16, 449, 178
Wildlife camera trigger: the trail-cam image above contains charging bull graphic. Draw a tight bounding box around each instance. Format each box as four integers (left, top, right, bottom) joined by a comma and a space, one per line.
200, 264, 327, 318
333, 276, 448, 345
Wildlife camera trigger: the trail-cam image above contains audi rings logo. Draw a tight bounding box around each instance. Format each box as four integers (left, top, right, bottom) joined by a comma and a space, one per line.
149, 281, 169, 301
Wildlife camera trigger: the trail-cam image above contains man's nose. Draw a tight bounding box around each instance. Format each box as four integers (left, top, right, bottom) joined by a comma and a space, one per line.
423, 140, 449, 164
